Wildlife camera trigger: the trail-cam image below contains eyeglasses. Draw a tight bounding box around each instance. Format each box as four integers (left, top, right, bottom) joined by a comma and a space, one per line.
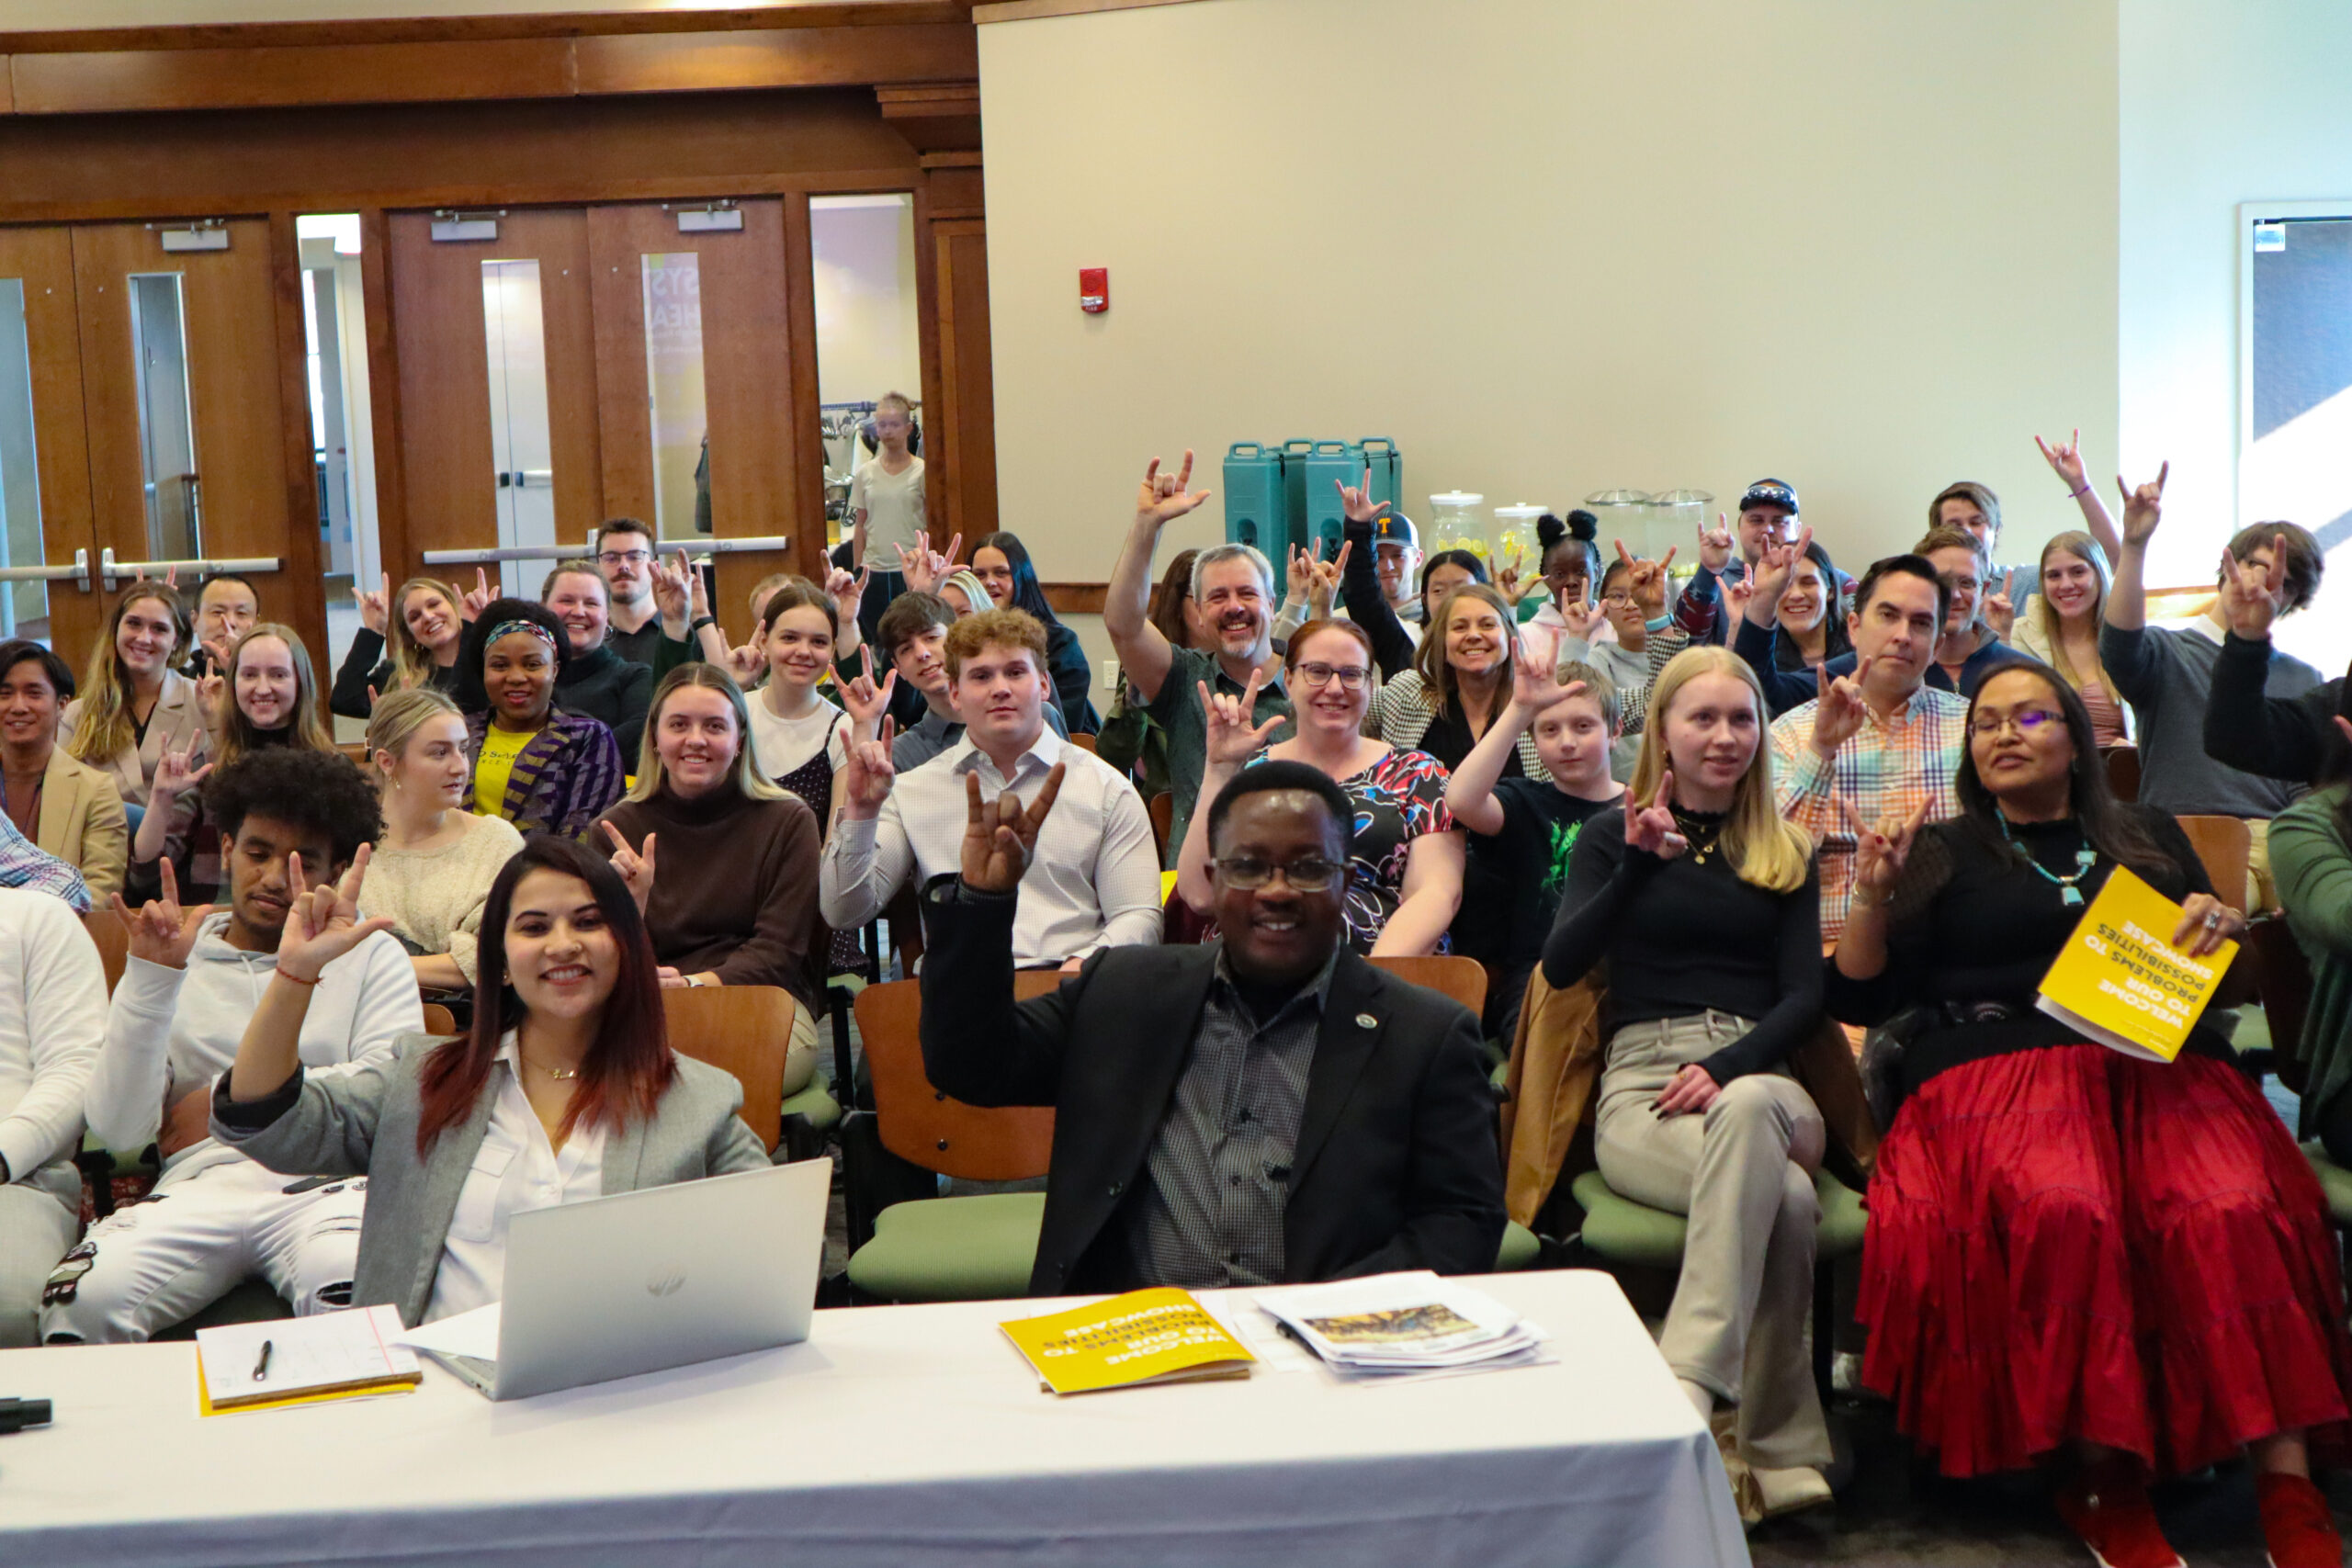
1211, 855, 1342, 892
1295, 662, 1369, 691
596, 549, 652, 568
1599, 589, 1636, 607
1968, 708, 2064, 738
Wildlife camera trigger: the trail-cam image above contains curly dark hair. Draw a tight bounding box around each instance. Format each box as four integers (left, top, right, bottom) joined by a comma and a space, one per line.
202, 746, 384, 870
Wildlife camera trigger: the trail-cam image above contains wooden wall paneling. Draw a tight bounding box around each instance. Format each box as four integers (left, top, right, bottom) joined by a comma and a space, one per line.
72, 219, 321, 660
910, 180, 950, 547
357, 208, 410, 592
571, 25, 977, 98
586, 197, 802, 625
387, 208, 604, 592
0, 7, 971, 54
781, 193, 829, 585
0, 225, 100, 660
10, 39, 577, 117
265, 210, 330, 674
0, 92, 924, 226
0, 60, 13, 117
933, 218, 998, 545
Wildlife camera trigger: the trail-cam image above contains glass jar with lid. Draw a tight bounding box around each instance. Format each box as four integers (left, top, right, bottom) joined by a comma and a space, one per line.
1427, 491, 1487, 562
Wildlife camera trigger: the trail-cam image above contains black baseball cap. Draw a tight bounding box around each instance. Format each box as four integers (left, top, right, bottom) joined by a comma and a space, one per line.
1739, 479, 1799, 516
1371, 513, 1419, 551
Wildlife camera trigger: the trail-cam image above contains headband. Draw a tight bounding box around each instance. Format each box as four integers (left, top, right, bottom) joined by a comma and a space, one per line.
483, 619, 560, 657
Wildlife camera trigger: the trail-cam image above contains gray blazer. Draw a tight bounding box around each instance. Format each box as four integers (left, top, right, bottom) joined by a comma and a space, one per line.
210, 1032, 770, 1327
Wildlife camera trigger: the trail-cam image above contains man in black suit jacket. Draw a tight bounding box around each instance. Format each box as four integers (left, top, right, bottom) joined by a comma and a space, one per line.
915, 752, 1505, 1295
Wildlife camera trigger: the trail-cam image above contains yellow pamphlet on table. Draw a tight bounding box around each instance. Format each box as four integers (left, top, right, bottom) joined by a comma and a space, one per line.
1001, 1286, 1254, 1395
2035, 866, 2237, 1063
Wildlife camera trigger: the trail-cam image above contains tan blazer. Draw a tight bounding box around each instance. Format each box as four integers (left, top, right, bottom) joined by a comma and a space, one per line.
62, 668, 207, 810
29, 749, 128, 903
1499, 968, 1879, 1228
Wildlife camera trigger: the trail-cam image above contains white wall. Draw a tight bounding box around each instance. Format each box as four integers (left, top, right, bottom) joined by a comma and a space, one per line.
2119, 0, 2352, 671
980, 0, 2120, 603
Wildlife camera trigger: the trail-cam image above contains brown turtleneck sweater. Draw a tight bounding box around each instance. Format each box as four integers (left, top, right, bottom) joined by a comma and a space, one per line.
594, 782, 823, 1010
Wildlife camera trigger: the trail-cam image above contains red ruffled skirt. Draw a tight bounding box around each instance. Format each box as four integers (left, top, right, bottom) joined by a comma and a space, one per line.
1858, 1043, 2352, 1478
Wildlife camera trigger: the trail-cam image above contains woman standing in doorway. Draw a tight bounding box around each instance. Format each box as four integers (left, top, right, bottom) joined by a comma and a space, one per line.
847, 391, 924, 646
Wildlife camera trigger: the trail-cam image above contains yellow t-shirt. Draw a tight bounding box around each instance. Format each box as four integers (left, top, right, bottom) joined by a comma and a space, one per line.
474, 725, 541, 819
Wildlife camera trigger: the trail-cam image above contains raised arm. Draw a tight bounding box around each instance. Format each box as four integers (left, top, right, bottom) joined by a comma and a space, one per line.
1540, 781, 1682, 987
1446, 651, 1572, 837
817, 719, 913, 931
2205, 541, 2336, 782
2101, 461, 2167, 632
917, 767, 1074, 1107
2033, 429, 2122, 565
1105, 452, 1212, 704
1333, 472, 1416, 679
228, 849, 394, 1104
1171, 671, 1282, 913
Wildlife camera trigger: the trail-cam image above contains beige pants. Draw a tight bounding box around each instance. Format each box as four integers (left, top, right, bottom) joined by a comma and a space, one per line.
784, 1001, 821, 1098
2248, 817, 2277, 913
1595, 1011, 1832, 1470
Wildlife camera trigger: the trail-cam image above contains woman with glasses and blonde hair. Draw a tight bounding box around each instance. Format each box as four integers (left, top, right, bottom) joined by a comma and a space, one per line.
359, 687, 523, 998
2010, 529, 2125, 746
1176, 617, 1462, 956
330, 575, 468, 719
594, 664, 823, 1089
1828, 662, 2346, 1568
1541, 644, 1832, 1519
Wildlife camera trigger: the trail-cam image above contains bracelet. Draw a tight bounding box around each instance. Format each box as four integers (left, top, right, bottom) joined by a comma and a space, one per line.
691, 615, 717, 633
274, 968, 322, 987
2067, 483, 2089, 498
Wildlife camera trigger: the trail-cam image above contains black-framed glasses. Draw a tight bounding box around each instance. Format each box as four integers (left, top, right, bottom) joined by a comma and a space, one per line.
1295, 662, 1369, 691
1968, 708, 2064, 738
1210, 855, 1342, 892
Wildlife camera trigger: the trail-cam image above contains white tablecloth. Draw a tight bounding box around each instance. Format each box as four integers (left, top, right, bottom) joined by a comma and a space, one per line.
0, 1269, 1747, 1568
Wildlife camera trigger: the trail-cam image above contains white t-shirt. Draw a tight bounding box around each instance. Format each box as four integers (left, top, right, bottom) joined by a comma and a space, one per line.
746, 694, 850, 785
850, 457, 927, 565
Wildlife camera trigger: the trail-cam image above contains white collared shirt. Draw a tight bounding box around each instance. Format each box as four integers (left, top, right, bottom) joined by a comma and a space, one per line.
424, 1032, 607, 1324
818, 728, 1163, 967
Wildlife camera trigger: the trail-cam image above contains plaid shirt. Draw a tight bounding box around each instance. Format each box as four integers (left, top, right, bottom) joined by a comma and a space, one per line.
1770, 682, 1969, 942
0, 811, 90, 912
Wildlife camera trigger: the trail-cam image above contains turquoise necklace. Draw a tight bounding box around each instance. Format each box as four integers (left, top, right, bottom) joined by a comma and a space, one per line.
1998, 815, 2098, 906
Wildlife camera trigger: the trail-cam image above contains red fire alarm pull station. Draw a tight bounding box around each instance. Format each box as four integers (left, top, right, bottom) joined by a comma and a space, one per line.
1080, 267, 1109, 314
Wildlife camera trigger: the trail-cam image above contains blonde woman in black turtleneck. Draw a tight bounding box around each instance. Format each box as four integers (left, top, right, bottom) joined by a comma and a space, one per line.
593, 664, 823, 1093
1541, 644, 1829, 1518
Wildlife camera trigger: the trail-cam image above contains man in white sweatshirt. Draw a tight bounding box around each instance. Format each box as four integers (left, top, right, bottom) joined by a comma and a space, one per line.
42, 749, 421, 1344
0, 887, 108, 1345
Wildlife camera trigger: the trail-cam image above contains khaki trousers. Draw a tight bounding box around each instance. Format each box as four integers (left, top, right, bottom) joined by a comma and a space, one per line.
1595, 1011, 1832, 1469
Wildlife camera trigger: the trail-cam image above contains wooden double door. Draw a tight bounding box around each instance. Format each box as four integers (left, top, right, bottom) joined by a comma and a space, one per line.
0, 218, 321, 671
380, 199, 820, 627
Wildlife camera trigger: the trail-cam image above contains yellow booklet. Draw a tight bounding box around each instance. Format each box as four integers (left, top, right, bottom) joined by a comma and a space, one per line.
2035, 866, 2239, 1063
1000, 1286, 1255, 1396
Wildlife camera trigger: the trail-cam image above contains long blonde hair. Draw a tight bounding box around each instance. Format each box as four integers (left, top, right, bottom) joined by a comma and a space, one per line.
383, 577, 464, 694
1628, 647, 1812, 894
2030, 531, 2114, 696
66, 582, 190, 768
626, 663, 788, 804
216, 623, 336, 770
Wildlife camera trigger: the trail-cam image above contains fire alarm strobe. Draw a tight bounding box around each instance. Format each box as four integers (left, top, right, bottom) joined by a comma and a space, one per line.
1080, 267, 1109, 314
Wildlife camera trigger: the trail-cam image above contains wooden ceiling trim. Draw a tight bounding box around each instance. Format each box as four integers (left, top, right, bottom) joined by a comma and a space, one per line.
0, 3, 973, 53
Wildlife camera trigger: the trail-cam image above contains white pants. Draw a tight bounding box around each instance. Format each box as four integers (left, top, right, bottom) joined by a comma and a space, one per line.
0, 1161, 80, 1348
39, 1152, 366, 1345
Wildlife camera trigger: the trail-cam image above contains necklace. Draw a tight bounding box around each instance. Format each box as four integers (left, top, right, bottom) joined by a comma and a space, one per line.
520, 1055, 580, 1081
1668, 808, 1725, 866
1998, 815, 2098, 905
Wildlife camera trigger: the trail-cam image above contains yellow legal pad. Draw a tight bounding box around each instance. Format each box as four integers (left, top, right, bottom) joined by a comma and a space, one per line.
1000, 1287, 1255, 1396
2035, 866, 2238, 1063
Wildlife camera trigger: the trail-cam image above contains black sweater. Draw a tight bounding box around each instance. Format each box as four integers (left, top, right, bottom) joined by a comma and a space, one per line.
555, 644, 655, 763
2204, 628, 2342, 786
1821, 808, 2233, 1092
1540, 806, 1824, 1084
328, 628, 466, 719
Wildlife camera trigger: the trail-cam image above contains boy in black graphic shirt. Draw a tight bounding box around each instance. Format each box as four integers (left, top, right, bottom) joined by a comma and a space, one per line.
1446, 654, 1623, 1039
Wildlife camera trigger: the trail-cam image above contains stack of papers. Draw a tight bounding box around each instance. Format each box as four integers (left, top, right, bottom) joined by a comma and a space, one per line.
195, 1304, 422, 1416
1252, 1271, 1551, 1382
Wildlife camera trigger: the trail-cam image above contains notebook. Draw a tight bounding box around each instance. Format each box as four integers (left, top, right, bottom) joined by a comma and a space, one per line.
195, 1303, 422, 1416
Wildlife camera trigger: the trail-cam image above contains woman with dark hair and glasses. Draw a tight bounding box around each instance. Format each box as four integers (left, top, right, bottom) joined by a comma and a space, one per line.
1174, 618, 1462, 956
210, 834, 769, 1327
969, 531, 1099, 733
1829, 662, 2349, 1568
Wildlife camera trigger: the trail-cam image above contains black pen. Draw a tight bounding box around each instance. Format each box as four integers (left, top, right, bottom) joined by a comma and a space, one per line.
252, 1340, 273, 1382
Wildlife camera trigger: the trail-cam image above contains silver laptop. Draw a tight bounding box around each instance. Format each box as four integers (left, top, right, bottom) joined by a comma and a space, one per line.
429, 1156, 831, 1401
